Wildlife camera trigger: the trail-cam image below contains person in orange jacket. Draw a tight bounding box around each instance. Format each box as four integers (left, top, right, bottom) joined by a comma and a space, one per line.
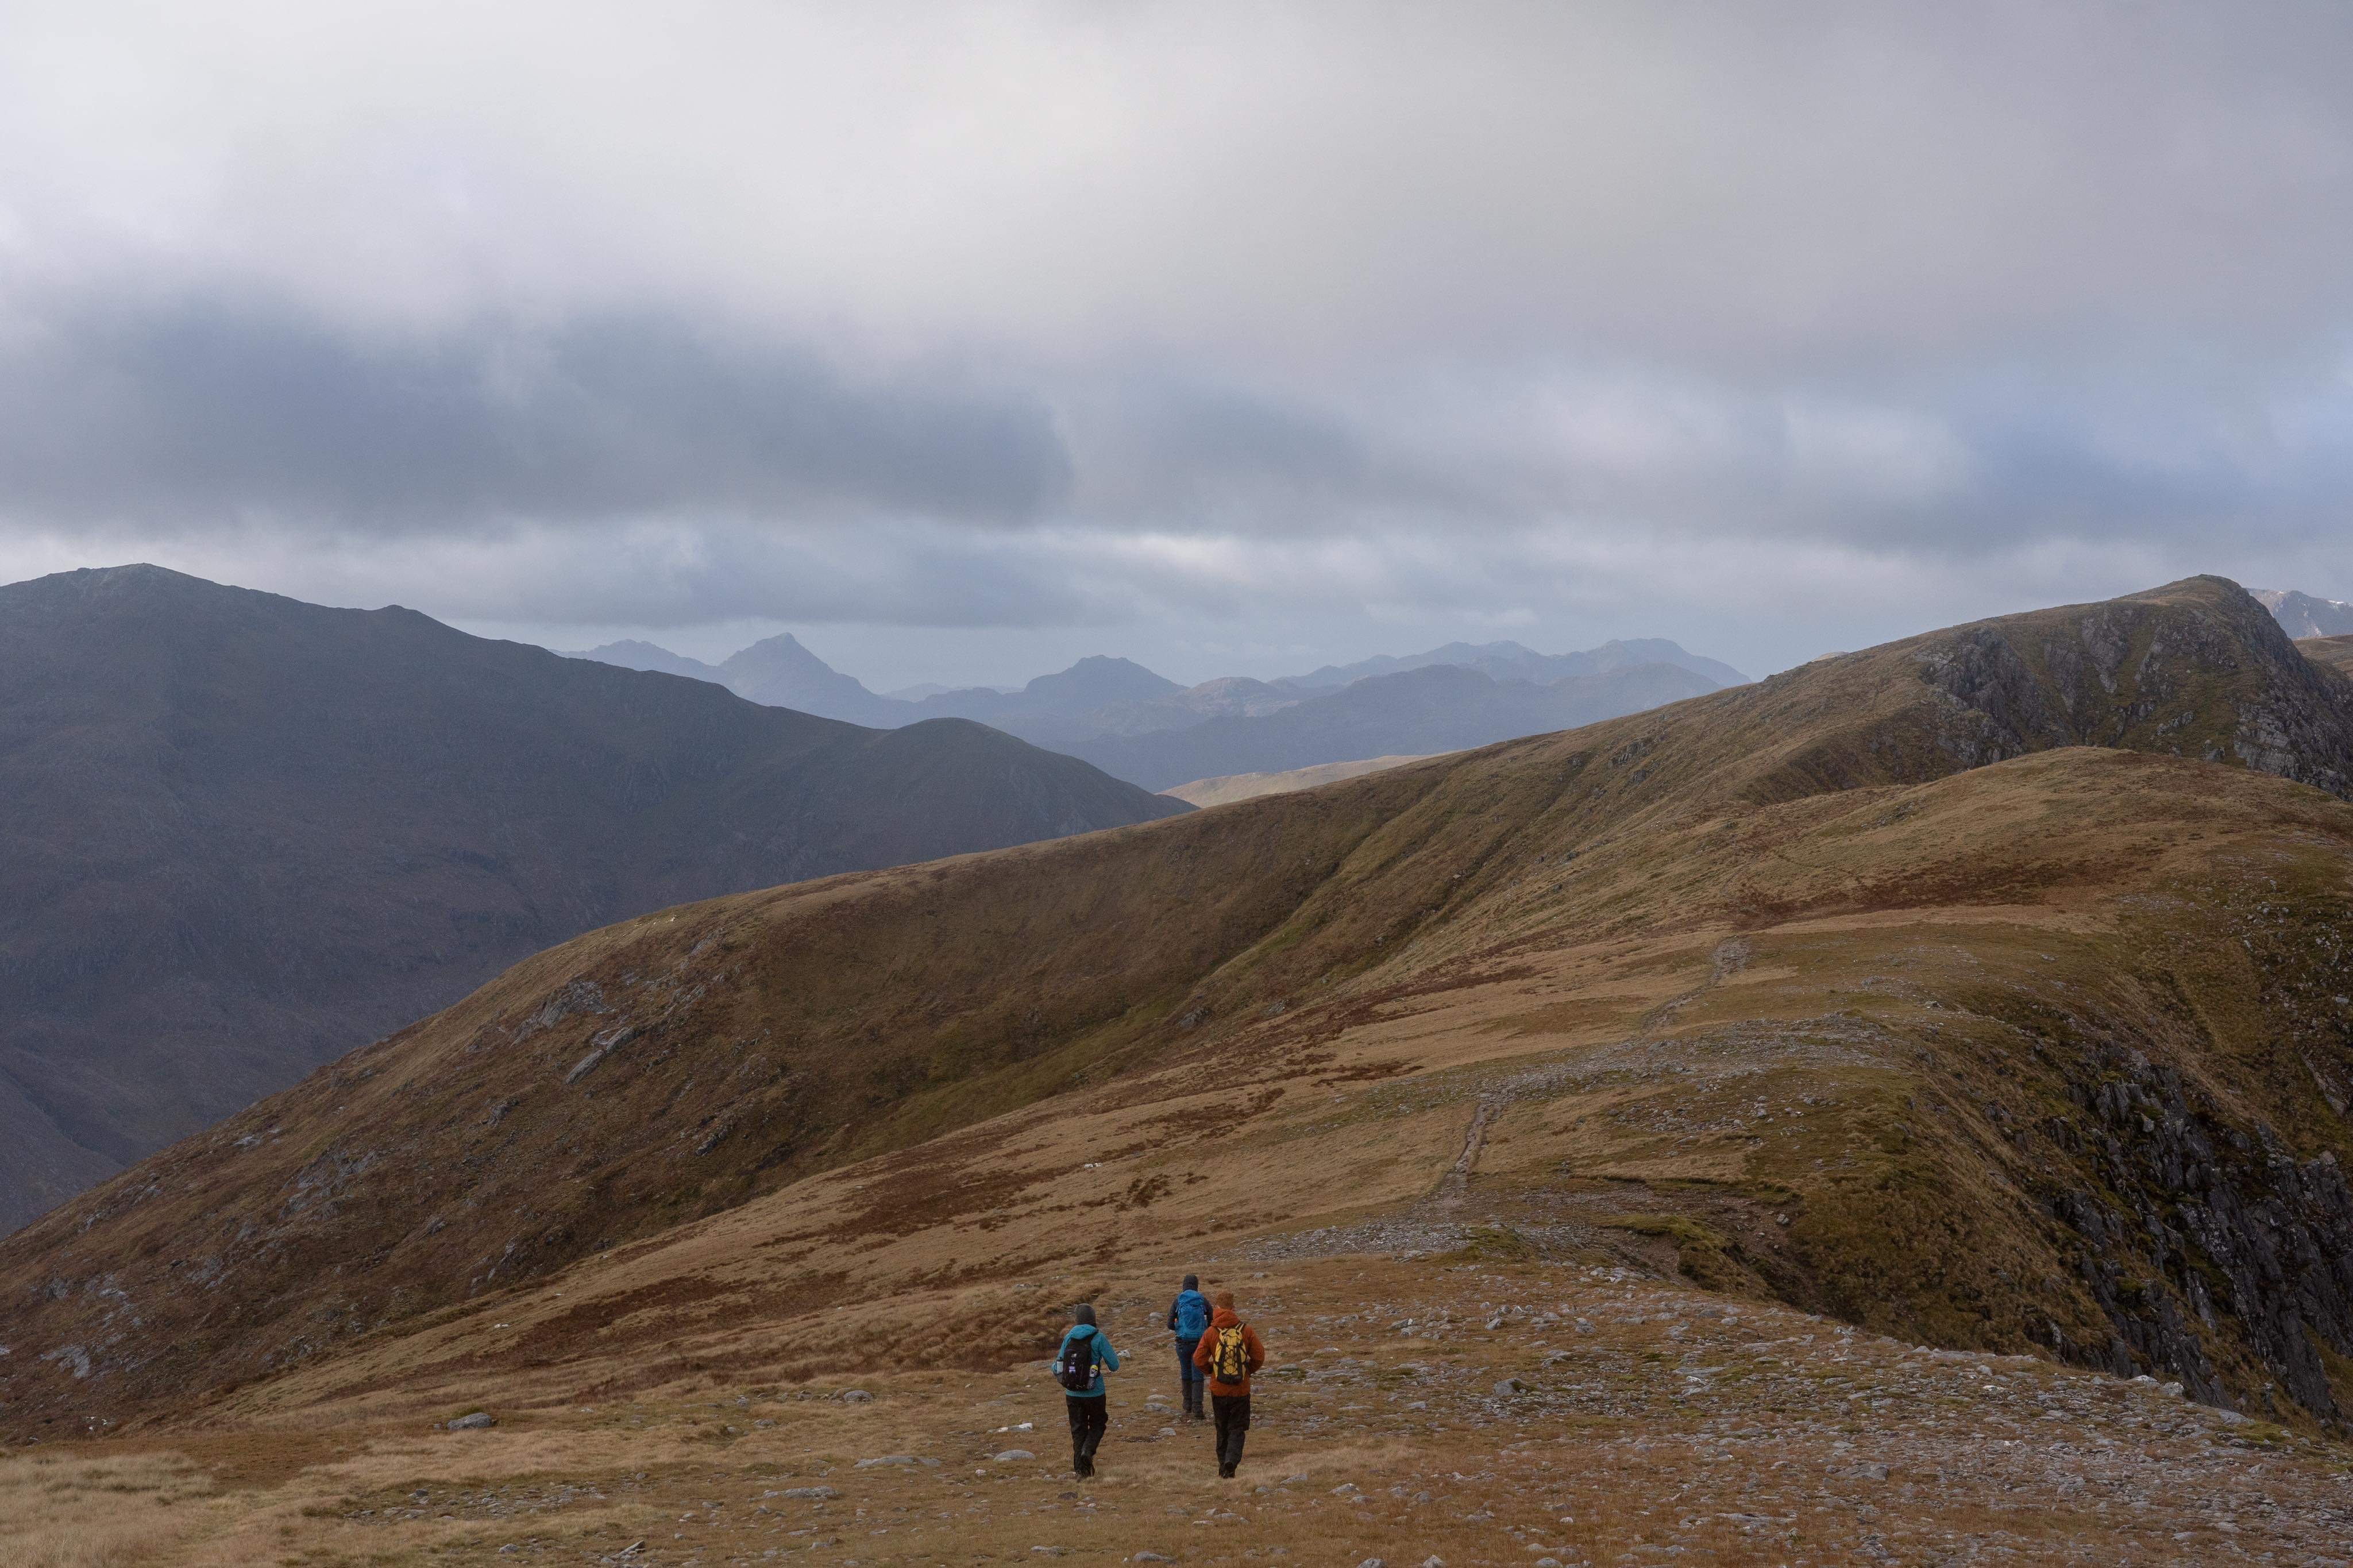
1189, 1288, 1267, 1478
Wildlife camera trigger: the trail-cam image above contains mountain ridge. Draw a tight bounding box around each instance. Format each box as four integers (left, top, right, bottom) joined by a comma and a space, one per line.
1278, 634, 1748, 691
1066, 660, 1724, 790
2256, 586, 2353, 639
0, 565, 1185, 1231
10, 576, 2353, 1440
1160, 752, 1444, 807
566, 629, 1748, 779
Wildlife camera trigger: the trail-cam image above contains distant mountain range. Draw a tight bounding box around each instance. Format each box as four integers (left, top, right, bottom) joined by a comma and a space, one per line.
0, 566, 1184, 1233
1277, 636, 1748, 691
562, 633, 911, 726
1070, 661, 1724, 791
571, 632, 1749, 787
2257, 588, 2353, 639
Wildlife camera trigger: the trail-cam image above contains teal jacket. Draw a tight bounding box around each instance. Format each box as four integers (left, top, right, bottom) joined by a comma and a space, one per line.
1055, 1324, 1120, 1398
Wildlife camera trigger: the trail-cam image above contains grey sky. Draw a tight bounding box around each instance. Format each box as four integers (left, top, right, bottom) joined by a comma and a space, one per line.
2, 2, 2350, 688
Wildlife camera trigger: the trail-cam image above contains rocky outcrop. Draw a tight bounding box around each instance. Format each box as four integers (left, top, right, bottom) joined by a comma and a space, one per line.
1914, 577, 2353, 799
2038, 1047, 2353, 1421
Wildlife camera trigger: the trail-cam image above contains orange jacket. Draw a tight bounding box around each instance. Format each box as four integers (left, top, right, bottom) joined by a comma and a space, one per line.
1190, 1307, 1266, 1396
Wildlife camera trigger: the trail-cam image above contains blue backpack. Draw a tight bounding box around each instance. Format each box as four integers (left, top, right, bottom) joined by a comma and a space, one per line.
1172, 1289, 1209, 1339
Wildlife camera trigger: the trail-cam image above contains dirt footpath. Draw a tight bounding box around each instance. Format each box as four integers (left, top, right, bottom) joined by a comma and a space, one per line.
10, 1253, 2353, 1566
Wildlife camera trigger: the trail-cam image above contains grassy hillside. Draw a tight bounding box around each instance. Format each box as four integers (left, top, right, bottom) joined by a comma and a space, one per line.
2302, 633, 2353, 677
7, 576, 2353, 1445
1160, 752, 1444, 807
0, 565, 1185, 1231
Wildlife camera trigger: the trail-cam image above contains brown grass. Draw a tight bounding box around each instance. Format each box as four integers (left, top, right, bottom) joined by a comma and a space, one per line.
6, 576, 2353, 1550
0, 1451, 214, 1566
9, 1254, 2348, 1565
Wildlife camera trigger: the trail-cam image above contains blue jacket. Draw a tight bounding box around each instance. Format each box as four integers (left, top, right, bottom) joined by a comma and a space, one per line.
1055, 1324, 1120, 1398
1167, 1289, 1210, 1341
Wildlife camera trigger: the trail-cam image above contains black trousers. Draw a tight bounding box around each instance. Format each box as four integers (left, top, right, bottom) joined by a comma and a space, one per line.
1210, 1392, 1249, 1472
1175, 1337, 1203, 1412
1066, 1396, 1108, 1474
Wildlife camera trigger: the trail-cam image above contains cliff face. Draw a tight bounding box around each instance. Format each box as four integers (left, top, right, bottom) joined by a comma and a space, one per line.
2047, 1053, 2353, 1420
1909, 578, 2353, 796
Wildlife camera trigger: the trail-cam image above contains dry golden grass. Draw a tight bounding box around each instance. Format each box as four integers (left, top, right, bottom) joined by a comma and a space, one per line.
14, 576, 2351, 1446
10, 1254, 2348, 1565
8, 578, 2353, 1566
1162, 754, 1448, 808
2302, 634, 2353, 676
0, 1450, 214, 1566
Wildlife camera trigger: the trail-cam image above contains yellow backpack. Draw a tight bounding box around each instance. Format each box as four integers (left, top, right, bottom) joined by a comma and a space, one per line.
1210, 1324, 1249, 1381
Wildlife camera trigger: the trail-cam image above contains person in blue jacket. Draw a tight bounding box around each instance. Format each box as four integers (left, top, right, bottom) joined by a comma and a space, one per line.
1166, 1273, 1210, 1420
1053, 1303, 1120, 1478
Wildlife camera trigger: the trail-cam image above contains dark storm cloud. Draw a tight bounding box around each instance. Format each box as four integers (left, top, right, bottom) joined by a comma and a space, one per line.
0, 296, 1070, 528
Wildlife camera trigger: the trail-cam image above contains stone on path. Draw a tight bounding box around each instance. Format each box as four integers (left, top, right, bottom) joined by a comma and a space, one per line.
446, 1411, 496, 1430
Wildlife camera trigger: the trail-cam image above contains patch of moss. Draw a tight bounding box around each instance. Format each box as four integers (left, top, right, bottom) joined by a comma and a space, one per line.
1597, 1212, 1760, 1293
1449, 1226, 1536, 1262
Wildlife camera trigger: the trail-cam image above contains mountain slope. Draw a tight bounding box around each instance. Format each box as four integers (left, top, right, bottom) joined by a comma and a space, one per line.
1280, 635, 1748, 690
715, 632, 911, 725
0, 566, 1185, 1232
565, 638, 724, 682
2258, 588, 2353, 639
2302, 634, 2353, 678
568, 636, 1748, 768
1162, 752, 1445, 806
1068, 661, 1723, 790
10, 576, 2353, 1439
569, 634, 911, 725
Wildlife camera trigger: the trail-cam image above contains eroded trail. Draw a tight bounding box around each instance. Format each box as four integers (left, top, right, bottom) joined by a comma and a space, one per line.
1434, 936, 1756, 1215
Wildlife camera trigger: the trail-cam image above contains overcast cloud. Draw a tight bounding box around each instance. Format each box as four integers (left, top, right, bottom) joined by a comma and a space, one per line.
2, 1, 2350, 685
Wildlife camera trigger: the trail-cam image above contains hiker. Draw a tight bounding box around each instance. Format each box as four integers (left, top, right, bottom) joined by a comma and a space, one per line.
1053, 1302, 1120, 1478
1166, 1272, 1210, 1420
1190, 1289, 1266, 1478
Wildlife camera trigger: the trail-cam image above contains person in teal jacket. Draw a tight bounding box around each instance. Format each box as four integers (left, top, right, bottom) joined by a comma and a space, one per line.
1054, 1303, 1120, 1478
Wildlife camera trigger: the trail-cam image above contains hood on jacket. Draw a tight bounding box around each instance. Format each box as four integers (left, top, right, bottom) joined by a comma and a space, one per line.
1207, 1306, 1242, 1330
